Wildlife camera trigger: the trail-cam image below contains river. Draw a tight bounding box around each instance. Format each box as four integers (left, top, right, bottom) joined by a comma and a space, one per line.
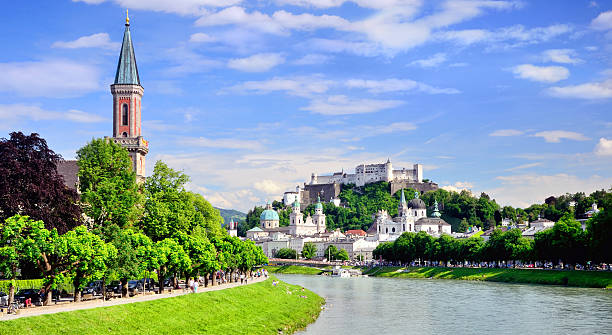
276, 274, 612, 335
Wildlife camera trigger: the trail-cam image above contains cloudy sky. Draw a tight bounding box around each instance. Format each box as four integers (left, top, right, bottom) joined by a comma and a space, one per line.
2, 0, 612, 211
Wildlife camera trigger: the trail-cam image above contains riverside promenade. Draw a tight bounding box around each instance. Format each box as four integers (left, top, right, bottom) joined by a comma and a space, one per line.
2, 276, 267, 321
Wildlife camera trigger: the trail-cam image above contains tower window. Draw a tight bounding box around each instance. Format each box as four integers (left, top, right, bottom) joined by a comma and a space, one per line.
122, 132, 128, 137
122, 104, 129, 126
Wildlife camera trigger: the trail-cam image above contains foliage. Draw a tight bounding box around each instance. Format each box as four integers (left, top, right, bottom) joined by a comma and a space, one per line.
0, 132, 81, 234
335, 249, 349, 261
76, 139, 143, 237
587, 192, 612, 263
301, 242, 317, 259
275, 248, 297, 259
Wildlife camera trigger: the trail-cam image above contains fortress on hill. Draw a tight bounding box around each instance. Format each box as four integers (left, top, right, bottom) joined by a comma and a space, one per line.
283, 159, 438, 207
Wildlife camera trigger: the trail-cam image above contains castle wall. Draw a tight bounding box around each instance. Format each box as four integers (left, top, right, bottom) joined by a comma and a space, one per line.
301, 183, 342, 207
390, 181, 438, 196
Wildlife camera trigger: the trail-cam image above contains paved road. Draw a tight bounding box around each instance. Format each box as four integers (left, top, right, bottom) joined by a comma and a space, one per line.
1, 276, 267, 321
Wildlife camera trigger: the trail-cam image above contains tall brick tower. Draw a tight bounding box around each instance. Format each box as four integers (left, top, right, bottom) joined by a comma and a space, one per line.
110, 10, 148, 180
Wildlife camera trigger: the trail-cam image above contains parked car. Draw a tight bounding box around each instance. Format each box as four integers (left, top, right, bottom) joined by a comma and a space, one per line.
83, 280, 103, 295
138, 278, 156, 291
128, 280, 143, 296
15, 289, 43, 305
0, 291, 7, 306
105, 281, 122, 296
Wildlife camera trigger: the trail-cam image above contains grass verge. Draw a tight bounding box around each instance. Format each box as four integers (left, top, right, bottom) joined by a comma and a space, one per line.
365, 266, 612, 288
265, 265, 325, 275
0, 277, 324, 335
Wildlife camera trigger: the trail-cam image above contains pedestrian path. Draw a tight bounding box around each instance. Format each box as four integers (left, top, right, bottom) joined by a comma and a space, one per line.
1, 276, 267, 321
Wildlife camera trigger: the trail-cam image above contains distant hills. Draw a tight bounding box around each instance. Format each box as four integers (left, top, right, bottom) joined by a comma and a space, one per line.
215, 207, 247, 226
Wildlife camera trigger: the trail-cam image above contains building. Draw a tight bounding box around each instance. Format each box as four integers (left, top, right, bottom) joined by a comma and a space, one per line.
226, 218, 238, 237
522, 217, 555, 239
288, 196, 326, 236
106, 12, 148, 180
310, 159, 422, 187
57, 13, 148, 188
367, 190, 451, 241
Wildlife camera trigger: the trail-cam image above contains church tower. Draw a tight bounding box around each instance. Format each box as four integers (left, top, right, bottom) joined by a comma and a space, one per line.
111, 11, 148, 180
313, 195, 326, 233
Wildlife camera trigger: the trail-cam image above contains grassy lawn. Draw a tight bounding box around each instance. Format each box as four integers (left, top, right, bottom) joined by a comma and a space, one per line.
265, 265, 325, 275
370, 267, 612, 288
0, 278, 324, 335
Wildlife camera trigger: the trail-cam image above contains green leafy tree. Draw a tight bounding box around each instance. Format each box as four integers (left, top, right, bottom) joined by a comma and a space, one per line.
373, 242, 394, 261
0, 215, 43, 305
335, 248, 349, 261
275, 248, 297, 259
67, 226, 117, 302
324, 245, 339, 261
587, 192, 612, 263
393, 232, 416, 264
301, 242, 317, 259
151, 238, 191, 294
76, 138, 143, 238
175, 231, 218, 285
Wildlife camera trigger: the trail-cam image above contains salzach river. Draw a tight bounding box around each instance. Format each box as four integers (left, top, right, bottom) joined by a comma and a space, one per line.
277, 274, 612, 335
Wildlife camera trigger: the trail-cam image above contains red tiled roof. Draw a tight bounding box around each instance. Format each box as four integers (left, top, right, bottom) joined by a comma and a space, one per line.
345, 229, 366, 236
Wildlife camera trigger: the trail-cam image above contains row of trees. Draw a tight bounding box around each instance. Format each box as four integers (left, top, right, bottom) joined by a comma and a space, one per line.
274, 243, 350, 261
374, 209, 611, 266
0, 132, 268, 306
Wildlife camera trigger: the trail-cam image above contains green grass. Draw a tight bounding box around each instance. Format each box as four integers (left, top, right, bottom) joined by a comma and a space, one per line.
369, 267, 612, 288
0, 277, 324, 335
265, 265, 325, 275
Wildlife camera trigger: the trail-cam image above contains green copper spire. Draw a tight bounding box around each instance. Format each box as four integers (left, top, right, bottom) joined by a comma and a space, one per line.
114, 15, 141, 85
432, 200, 442, 218
400, 189, 406, 204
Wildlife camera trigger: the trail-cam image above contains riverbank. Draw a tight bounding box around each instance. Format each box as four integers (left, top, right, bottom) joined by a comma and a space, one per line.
266, 265, 612, 288
0, 277, 325, 335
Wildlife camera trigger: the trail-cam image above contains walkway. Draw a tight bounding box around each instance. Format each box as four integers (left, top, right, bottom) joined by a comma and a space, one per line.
1, 276, 267, 321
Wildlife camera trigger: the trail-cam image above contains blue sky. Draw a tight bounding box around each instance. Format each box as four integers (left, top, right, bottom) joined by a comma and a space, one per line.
1, 0, 611, 211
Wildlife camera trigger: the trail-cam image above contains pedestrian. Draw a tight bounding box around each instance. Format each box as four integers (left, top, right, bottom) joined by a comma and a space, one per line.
188, 278, 194, 293
240, 273, 245, 284
193, 279, 199, 293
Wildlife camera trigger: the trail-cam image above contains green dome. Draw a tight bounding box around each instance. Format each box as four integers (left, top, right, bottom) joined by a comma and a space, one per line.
260, 209, 279, 221
315, 195, 323, 210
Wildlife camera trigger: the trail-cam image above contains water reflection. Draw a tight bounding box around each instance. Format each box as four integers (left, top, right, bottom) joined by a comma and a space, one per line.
277, 274, 612, 335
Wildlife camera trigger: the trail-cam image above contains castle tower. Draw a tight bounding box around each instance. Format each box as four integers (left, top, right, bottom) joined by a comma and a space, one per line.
111, 10, 148, 180
289, 199, 304, 235
313, 195, 326, 233
385, 158, 393, 182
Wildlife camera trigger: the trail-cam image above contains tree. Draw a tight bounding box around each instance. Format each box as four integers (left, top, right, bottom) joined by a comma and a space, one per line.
67, 227, 116, 302
76, 138, 143, 238
0, 132, 81, 234
301, 242, 317, 259
150, 238, 191, 294
373, 242, 394, 261
549, 213, 587, 267
187, 192, 224, 239
175, 231, 218, 286
587, 192, 612, 263
324, 245, 339, 261
275, 248, 297, 259
394, 232, 416, 264
0, 215, 43, 305
335, 248, 349, 261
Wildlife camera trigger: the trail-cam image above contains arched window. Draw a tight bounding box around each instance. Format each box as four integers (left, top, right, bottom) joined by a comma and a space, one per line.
122, 132, 128, 137
385, 227, 388, 233
392, 227, 395, 233
122, 104, 129, 126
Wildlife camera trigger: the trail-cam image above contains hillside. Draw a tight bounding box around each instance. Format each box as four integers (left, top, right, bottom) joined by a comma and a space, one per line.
215, 207, 247, 226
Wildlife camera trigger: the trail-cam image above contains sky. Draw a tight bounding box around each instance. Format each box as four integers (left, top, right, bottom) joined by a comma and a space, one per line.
1, 0, 612, 212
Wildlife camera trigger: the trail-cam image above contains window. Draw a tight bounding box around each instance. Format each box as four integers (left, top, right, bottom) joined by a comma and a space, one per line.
392, 227, 395, 233
385, 228, 388, 233
122, 132, 128, 137
122, 104, 129, 126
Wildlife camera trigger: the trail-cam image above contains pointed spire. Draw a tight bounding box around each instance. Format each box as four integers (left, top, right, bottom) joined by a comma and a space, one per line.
114, 12, 141, 85
126, 9, 130, 25
400, 189, 406, 204
432, 200, 442, 218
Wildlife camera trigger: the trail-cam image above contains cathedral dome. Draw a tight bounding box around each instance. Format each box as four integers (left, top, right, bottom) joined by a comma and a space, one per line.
408, 198, 426, 209
260, 208, 280, 221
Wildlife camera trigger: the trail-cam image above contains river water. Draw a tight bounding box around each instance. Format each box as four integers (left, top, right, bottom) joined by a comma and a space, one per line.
276, 274, 612, 335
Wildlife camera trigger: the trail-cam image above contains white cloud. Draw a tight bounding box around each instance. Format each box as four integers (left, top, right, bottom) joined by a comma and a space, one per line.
0, 60, 100, 98
594, 138, 612, 156
511, 64, 569, 83
293, 54, 331, 65
73, 0, 239, 15
0, 104, 105, 123
164, 46, 222, 75
408, 53, 447, 67
532, 130, 589, 143
301, 95, 403, 115
489, 129, 524, 136
504, 162, 542, 172
226, 76, 333, 97
227, 53, 285, 72
345, 78, 460, 94
591, 10, 612, 30
306, 38, 383, 57
189, 32, 216, 43
542, 49, 582, 64
441, 181, 473, 193
52, 33, 120, 50
179, 136, 263, 150
487, 173, 612, 208
439, 24, 573, 47
547, 79, 612, 99
254, 179, 284, 195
